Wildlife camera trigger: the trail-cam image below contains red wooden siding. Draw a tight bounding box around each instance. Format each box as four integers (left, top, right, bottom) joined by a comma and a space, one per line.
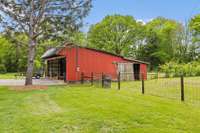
77, 48, 128, 80
140, 63, 147, 79
59, 47, 147, 81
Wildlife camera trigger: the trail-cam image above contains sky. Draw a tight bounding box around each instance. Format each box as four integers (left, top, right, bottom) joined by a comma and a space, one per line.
83, 0, 200, 31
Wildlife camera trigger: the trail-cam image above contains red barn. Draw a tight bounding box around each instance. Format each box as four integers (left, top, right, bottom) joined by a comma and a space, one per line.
41, 43, 148, 82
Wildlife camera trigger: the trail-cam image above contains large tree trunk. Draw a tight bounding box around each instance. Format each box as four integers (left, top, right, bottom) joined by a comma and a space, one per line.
25, 39, 36, 86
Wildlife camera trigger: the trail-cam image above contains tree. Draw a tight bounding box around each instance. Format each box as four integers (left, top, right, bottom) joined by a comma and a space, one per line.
3, 31, 29, 71
190, 14, 200, 42
189, 14, 200, 60
174, 22, 200, 63
138, 17, 183, 69
0, 0, 92, 85
87, 15, 144, 56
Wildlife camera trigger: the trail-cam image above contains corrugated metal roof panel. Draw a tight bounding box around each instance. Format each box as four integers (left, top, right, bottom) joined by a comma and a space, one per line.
41, 48, 61, 59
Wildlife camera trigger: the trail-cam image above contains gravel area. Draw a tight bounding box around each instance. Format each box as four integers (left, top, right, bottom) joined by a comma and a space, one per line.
0, 79, 66, 86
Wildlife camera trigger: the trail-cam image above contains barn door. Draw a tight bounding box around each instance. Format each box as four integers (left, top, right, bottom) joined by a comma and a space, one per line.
117, 63, 134, 80
133, 64, 140, 80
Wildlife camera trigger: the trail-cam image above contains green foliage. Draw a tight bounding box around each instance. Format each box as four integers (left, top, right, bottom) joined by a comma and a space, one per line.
0, 64, 7, 74
0, 31, 87, 73
34, 60, 42, 71
68, 32, 87, 46
0, 34, 28, 72
88, 15, 144, 56
88, 16, 189, 70
160, 61, 200, 77
138, 17, 183, 70
190, 14, 200, 41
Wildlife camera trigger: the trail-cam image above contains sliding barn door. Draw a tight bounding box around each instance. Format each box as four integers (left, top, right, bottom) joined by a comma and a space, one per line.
117, 63, 134, 81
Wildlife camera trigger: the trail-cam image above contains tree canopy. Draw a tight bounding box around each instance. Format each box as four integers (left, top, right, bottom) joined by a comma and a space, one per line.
88, 15, 144, 56
138, 17, 183, 69
87, 15, 190, 70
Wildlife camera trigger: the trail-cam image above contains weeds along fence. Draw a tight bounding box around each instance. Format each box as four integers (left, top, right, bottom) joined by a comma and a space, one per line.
80, 72, 200, 104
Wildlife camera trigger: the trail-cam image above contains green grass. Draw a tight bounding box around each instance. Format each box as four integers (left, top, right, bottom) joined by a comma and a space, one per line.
0, 73, 18, 79
0, 85, 200, 133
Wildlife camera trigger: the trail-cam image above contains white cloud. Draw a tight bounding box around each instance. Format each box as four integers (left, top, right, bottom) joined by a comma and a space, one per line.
136, 18, 154, 25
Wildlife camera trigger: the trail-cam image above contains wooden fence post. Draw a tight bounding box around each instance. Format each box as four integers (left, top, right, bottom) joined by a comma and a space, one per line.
181, 75, 185, 101
102, 73, 104, 88
118, 72, 121, 90
142, 73, 145, 94
91, 72, 94, 86
81, 72, 84, 84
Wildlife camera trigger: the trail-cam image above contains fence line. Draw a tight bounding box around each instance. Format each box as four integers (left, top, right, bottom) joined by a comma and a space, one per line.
79, 72, 200, 104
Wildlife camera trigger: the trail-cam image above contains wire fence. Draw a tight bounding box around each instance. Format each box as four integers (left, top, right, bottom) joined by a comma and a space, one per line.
79, 72, 200, 104
184, 77, 200, 104
145, 76, 181, 100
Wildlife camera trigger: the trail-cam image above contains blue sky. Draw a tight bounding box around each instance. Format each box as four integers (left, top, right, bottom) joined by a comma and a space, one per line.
83, 0, 200, 31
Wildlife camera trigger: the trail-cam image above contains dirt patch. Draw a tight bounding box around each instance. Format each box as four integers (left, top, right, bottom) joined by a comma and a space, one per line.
9, 85, 48, 91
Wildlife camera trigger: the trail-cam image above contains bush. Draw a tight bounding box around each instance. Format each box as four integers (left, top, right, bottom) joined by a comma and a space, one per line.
0, 64, 7, 74
160, 61, 200, 77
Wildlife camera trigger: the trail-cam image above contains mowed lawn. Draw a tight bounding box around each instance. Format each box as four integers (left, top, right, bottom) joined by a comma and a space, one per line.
0, 85, 200, 133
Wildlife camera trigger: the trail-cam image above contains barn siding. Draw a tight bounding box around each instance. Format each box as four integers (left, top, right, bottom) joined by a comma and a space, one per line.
59, 47, 77, 81
140, 63, 147, 79
78, 48, 128, 78
59, 46, 148, 81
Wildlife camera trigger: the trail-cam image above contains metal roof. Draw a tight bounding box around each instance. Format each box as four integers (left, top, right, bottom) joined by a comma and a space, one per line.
41, 47, 62, 59
41, 43, 149, 65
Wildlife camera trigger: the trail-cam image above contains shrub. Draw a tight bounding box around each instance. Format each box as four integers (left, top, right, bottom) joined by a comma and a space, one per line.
0, 64, 7, 74
160, 61, 200, 77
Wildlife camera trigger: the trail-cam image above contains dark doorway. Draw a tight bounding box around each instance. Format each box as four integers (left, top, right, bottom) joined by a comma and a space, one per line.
133, 64, 140, 80
47, 57, 66, 81
59, 58, 66, 81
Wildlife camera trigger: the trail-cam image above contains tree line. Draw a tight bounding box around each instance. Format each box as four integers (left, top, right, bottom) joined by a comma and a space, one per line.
88, 15, 200, 70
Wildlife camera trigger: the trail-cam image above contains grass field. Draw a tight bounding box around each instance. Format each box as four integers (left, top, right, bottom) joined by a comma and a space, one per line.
0, 85, 200, 133
0, 73, 17, 79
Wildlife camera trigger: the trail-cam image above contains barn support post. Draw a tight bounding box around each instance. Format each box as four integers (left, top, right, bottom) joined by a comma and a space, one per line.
91, 72, 94, 86
102, 73, 104, 88
181, 75, 185, 101
118, 72, 121, 90
141, 73, 145, 94
81, 72, 84, 84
